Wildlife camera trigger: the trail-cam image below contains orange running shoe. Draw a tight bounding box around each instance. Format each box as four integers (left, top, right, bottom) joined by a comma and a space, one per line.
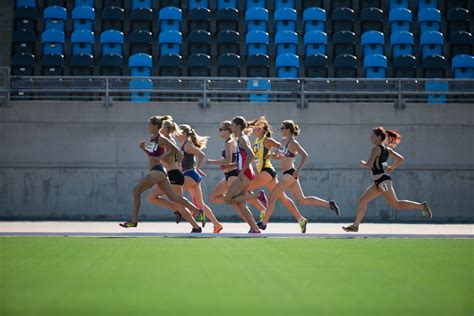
213, 225, 223, 234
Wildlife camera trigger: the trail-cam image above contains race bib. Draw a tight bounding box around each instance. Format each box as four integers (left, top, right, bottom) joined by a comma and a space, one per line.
145, 142, 158, 153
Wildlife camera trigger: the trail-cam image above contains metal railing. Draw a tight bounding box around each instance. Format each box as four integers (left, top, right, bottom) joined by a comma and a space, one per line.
0, 67, 9, 107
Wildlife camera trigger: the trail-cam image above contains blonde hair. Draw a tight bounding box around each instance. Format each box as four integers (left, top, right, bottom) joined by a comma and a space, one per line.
282, 120, 300, 136
248, 116, 272, 137
161, 116, 179, 136
180, 124, 209, 149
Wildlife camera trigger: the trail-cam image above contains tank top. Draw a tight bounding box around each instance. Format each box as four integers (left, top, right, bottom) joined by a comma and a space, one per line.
237, 135, 254, 173
221, 138, 238, 163
180, 140, 195, 171
145, 135, 165, 157
371, 145, 389, 175
253, 136, 273, 173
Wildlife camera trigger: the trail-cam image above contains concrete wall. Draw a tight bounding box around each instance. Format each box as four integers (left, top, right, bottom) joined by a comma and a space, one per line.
0, 101, 473, 222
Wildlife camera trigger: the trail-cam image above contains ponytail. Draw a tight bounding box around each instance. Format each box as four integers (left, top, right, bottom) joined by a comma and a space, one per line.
282, 120, 300, 136
232, 116, 252, 135
149, 114, 173, 129
180, 124, 209, 149
373, 127, 401, 147
248, 116, 273, 138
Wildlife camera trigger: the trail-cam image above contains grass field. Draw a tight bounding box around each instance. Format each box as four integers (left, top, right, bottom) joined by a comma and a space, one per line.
1, 237, 472, 316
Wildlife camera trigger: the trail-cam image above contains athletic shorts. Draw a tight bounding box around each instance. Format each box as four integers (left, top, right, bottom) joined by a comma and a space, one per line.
224, 169, 239, 181
151, 164, 166, 175
261, 167, 276, 179
374, 174, 392, 189
283, 168, 297, 178
183, 169, 202, 183
168, 169, 185, 186
243, 167, 255, 181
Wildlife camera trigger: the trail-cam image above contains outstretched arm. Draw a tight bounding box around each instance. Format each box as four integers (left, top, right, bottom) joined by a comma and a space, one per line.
360, 146, 380, 169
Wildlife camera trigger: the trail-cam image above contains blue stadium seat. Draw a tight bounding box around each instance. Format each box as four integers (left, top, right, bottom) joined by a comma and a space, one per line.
452, 54, 474, 78
333, 31, 356, 56
71, 53, 94, 75
390, 31, 414, 59
361, 7, 383, 33
131, 0, 151, 9
447, 8, 471, 36
129, 79, 153, 102
332, 7, 354, 32
218, 0, 237, 9
361, 31, 384, 58
129, 30, 152, 55
216, 8, 239, 32
218, 53, 241, 77
418, 8, 441, 34
332, 0, 354, 10
16, 0, 36, 7
188, 8, 211, 32
44, 6, 67, 31
389, 0, 409, 11
275, 31, 297, 56
389, 8, 412, 33
74, 0, 94, 7
159, 7, 182, 32
274, 8, 297, 33
246, 7, 269, 32
71, 29, 94, 55
420, 31, 443, 59
364, 54, 387, 78
188, 30, 211, 55
158, 54, 182, 76
276, 53, 299, 78
304, 31, 327, 56
41, 53, 64, 75
189, 0, 209, 10
303, 0, 323, 10
11, 52, 35, 75
158, 30, 182, 55
422, 54, 446, 78
334, 54, 357, 78
129, 53, 152, 76
187, 53, 211, 76
72, 6, 95, 32
46, 0, 65, 5
247, 79, 271, 102
246, 31, 269, 56
417, 0, 438, 11
425, 80, 448, 104
246, 54, 270, 77
393, 54, 416, 78
361, 0, 382, 10
41, 29, 65, 55
304, 54, 328, 78
246, 0, 265, 9
101, 6, 124, 31
130, 7, 153, 32
14, 5, 38, 31
217, 30, 240, 55
303, 7, 326, 33
100, 53, 123, 75
12, 29, 35, 54
450, 31, 473, 57
100, 30, 124, 56
274, 0, 295, 9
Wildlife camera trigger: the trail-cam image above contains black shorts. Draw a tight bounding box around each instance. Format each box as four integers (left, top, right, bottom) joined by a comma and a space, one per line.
374, 174, 392, 189
168, 169, 185, 186
261, 167, 276, 179
224, 169, 239, 181
283, 168, 296, 176
150, 164, 166, 175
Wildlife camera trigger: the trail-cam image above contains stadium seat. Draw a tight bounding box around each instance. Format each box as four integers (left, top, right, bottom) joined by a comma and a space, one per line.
74, 0, 94, 7
425, 80, 448, 104
246, 31, 269, 56
44, 6, 67, 31
71, 29, 94, 55
246, 54, 270, 77
160, 0, 180, 7
12, 29, 35, 54
129, 79, 153, 102
100, 30, 124, 56
304, 54, 328, 78
393, 54, 417, 77
334, 54, 357, 78
188, 30, 211, 55
103, 0, 123, 7
158, 30, 182, 55
423, 54, 446, 78
331, 0, 354, 10
274, 8, 297, 33
16, 0, 36, 7
100, 53, 123, 75
41, 53, 64, 75
274, 0, 295, 9
246, 0, 265, 9
45, 0, 66, 8
41, 29, 65, 55
131, 0, 151, 9
303, 7, 326, 33
390, 31, 414, 59
216, 8, 239, 32
129, 53, 152, 76
129, 30, 152, 55
364, 54, 387, 78
217, 30, 240, 55
187, 53, 211, 76
332, 7, 354, 32
360, 7, 383, 33
188, 7, 211, 32
11, 52, 35, 75
304, 31, 327, 56
276, 53, 299, 78
101, 6, 124, 31
159, 7, 182, 32
361, 0, 382, 10
417, 0, 438, 11
446, 0, 467, 11
418, 8, 441, 34
158, 54, 182, 76
275, 31, 298, 56
389, 8, 412, 33
72, 6, 95, 32
189, 0, 209, 10
246, 7, 269, 32
450, 31, 473, 57
447, 8, 471, 36
361, 31, 384, 58
420, 31, 444, 59
218, 53, 241, 77
389, 0, 409, 11
333, 31, 356, 56
130, 7, 153, 32
14, 5, 38, 31
247, 79, 271, 102
218, 0, 237, 9
452, 54, 474, 78
70, 53, 94, 75
303, 0, 323, 10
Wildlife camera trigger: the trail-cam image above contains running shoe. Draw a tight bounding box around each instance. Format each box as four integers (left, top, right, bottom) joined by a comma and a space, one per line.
248, 228, 261, 234
256, 221, 267, 230
342, 225, 358, 232
258, 190, 268, 208
259, 210, 266, 222
119, 221, 137, 228
299, 217, 308, 234
422, 201, 432, 219
197, 210, 206, 227
329, 200, 341, 216
213, 225, 223, 234
191, 227, 202, 233
174, 211, 182, 224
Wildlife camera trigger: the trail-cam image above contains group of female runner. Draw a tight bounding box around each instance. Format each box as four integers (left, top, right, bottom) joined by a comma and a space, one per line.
120, 115, 432, 234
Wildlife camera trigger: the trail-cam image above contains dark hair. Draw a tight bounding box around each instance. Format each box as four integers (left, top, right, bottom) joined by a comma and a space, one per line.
248, 116, 272, 138
373, 126, 401, 148
180, 124, 209, 149
282, 120, 300, 136
232, 116, 251, 135
148, 115, 173, 129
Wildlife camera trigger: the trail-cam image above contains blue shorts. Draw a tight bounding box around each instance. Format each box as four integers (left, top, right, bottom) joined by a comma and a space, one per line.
183, 169, 202, 183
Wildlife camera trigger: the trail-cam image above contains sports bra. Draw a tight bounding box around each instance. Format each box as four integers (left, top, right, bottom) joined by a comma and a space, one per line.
221, 138, 238, 163
145, 135, 165, 157
180, 140, 195, 171
278, 138, 296, 158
